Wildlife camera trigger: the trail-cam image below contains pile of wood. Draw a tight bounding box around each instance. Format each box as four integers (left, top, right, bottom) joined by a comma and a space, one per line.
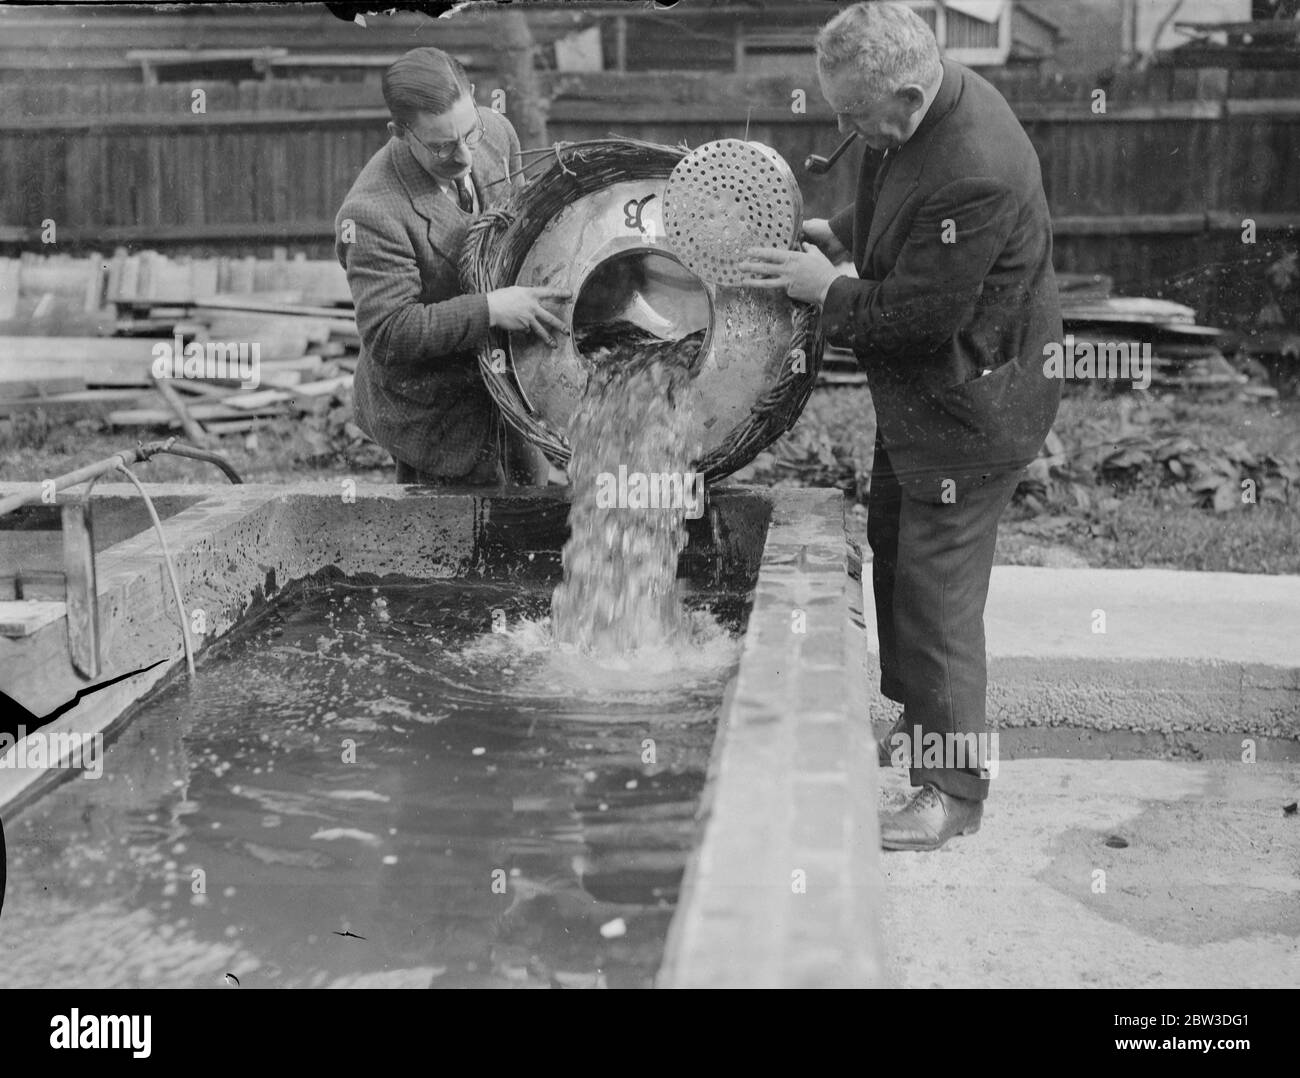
0, 250, 360, 440
1057, 275, 1249, 394
817, 271, 1255, 395
0, 249, 351, 325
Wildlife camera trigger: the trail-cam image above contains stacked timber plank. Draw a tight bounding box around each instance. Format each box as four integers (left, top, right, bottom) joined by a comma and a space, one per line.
107, 296, 359, 439
0, 250, 360, 437
0, 248, 351, 323
818, 271, 1252, 394
106, 249, 352, 307
1057, 276, 1248, 393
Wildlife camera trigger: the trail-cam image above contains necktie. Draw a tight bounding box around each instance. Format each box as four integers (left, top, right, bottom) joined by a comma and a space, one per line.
454, 175, 475, 214
872, 149, 893, 200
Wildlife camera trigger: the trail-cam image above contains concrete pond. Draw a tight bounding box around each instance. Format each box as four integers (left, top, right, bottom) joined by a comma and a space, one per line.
0, 479, 1296, 987
0, 483, 881, 987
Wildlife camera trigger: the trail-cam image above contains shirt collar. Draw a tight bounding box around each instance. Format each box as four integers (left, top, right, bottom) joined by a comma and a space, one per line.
906, 58, 961, 146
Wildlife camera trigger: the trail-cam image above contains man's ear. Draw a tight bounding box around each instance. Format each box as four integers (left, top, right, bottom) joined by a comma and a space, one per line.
386, 120, 403, 141
896, 83, 927, 115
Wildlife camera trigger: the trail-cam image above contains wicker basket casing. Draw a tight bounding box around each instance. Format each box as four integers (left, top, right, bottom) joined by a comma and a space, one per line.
460, 138, 823, 481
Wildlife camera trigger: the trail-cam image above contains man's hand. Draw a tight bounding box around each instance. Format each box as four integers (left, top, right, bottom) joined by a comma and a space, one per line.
801, 218, 849, 263
738, 244, 844, 306
487, 286, 572, 348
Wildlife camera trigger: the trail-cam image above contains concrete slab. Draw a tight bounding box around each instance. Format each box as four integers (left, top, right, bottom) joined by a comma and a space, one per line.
985, 567, 1300, 668
659, 489, 886, 988
861, 565, 1300, 737
878, 759, 1300, 988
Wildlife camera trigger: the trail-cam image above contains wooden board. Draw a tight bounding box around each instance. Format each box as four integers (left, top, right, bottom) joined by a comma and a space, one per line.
193, 295, 357, 321
292, 374, 352, 397
260, 370, 304, 388
200, 375, 351, 412
0, 336, 165, 364
203, 312, 333, 346
107, 401, 289, 425
0, 389, 151, 417
201, 418, 261, 434
0, 376, 87, 396
220, 388, 293, 411
0, 258, 20, 321
1064, 319, 1227, 340
259, 355, 325, 373
1060, 297, 1198, 323
0, 340, 161, 387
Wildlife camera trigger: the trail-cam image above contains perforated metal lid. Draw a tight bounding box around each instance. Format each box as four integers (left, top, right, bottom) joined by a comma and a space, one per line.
662, 139, 802, 288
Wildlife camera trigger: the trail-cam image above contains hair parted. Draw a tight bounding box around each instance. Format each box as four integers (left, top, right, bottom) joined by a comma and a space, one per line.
382, 47, 474, 127
815, 2, 942, 101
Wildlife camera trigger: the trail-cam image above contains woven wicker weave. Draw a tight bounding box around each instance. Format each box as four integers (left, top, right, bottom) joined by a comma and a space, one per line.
459, 137, 823, 481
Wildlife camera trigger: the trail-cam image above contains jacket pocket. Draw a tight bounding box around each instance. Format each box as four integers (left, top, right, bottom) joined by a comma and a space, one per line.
938, 359, 1019, 432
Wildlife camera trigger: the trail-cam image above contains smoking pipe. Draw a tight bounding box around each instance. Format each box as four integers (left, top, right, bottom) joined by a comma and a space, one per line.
804, 133, 859, 175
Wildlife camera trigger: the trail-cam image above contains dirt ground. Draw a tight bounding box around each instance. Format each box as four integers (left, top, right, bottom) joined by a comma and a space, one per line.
878, 758, 1300, 988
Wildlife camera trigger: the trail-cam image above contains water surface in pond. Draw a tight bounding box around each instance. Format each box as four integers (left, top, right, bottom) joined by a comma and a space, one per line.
2, 577, 747, 989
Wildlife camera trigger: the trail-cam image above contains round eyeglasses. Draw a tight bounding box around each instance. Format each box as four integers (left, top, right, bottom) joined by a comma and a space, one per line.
405, 111, 486, 162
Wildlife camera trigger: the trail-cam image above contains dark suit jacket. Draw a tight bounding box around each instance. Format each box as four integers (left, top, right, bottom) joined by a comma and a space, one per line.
335, 109, 522, 477
820, 58, 1062, 502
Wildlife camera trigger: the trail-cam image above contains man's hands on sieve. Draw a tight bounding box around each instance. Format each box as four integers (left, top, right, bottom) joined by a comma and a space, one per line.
800, 218, 849, 264
737, 243, 844, 307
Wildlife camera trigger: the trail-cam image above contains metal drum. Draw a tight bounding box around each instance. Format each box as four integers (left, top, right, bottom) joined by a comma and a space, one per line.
463, 138, 821, 480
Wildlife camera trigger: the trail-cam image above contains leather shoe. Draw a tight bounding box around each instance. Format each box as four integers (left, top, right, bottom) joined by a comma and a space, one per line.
879, 783, 982, 851
876, 711, 910, 767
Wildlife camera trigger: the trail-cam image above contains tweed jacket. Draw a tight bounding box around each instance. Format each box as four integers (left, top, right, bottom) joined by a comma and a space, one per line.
335, 108, 523, 477
821, 59, 1063, 502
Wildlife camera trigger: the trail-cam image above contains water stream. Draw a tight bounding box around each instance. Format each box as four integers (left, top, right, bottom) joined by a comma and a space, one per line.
552, 324, 707, 654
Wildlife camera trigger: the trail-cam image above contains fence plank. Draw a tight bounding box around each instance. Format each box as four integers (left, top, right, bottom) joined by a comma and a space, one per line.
1, 74, 1296, 330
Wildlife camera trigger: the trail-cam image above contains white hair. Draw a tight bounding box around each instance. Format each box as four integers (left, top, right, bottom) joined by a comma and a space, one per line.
816, 2, 943, 101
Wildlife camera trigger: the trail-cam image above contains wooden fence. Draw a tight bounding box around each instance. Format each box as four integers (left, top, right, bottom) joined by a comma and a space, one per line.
1, 66, 1297, 326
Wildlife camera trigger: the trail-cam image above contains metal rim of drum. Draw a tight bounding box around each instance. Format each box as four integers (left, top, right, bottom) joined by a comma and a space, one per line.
662, 139, 804, 289
510, 189, 717, 441
459, 138, 823, 481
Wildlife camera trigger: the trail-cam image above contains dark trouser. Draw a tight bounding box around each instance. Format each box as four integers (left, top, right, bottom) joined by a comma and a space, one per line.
394, 422, 551, 486
867, 438, 1023, 802
395, 455, 502, 486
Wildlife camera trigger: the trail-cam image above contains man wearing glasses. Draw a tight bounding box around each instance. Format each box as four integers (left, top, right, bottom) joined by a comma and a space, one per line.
336, 46, 569, 484
741, 3, 1062, 851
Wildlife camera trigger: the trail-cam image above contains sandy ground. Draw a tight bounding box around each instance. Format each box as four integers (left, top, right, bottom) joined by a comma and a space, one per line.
878, 758, 1300, 988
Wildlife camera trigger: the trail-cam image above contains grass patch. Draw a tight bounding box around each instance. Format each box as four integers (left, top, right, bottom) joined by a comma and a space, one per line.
736, 384, 1300, 574
0, 409, 391, 486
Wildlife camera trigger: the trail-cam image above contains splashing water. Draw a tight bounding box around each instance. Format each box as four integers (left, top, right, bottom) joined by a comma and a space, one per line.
551, 325, 706, 654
